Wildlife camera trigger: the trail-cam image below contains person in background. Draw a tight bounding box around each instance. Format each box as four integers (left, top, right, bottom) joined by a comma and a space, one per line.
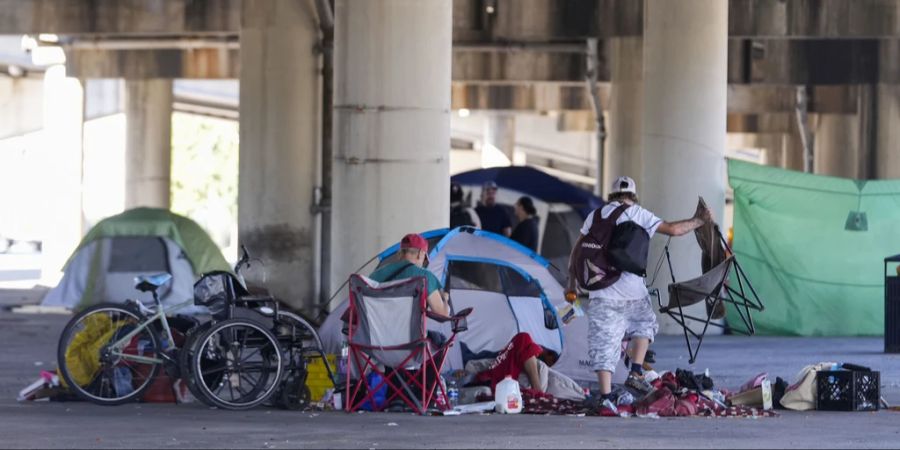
510, 196, 539, 251
450, 182, 481, 229
475, 181, 512, 237
474, 333, 556, 392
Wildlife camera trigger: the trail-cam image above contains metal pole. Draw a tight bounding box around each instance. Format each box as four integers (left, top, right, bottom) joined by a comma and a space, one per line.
585, 38, 606, 197
314, 0, 334, 308
794, 86, 814, 173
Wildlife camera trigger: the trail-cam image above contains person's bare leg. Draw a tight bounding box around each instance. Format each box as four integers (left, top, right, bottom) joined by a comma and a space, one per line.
625, 340, 635, 361
630, 337, 650, 372
597, 370, 613, 395
523, 356, 542, 392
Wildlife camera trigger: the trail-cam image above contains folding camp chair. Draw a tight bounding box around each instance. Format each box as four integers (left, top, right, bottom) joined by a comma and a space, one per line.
344, 274, 472, 415
651, 200, 764, 364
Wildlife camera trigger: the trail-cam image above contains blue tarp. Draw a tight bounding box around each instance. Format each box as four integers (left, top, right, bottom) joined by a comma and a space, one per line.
451, 166, 603, 218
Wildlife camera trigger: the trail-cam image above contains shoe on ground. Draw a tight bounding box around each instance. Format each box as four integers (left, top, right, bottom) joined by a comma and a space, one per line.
597, 398, 619, 417
625, 373, 655, 395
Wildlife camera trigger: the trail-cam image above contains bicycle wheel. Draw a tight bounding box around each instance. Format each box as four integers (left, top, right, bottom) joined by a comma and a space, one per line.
191, 318, 283, 410
57, 303, 161, 405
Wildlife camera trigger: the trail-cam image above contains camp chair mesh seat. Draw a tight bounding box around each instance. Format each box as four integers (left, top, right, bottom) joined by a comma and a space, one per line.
652, 200, 764, 364
345, 275, 471, 415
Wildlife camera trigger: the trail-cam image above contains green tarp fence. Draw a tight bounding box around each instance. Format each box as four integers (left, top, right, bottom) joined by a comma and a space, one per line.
728, 159, 900, 336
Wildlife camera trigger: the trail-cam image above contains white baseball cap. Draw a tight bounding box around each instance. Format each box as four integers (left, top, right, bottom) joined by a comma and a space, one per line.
611, 176, 637, 195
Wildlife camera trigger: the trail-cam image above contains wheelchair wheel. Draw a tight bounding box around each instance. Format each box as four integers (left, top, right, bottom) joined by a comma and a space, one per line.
275, 311, 335, 382
190, 318, 283, 410
178, 321, 218, 406
57, 303, 161, 405
277, 370, 311, 410
274, 311, 325, 352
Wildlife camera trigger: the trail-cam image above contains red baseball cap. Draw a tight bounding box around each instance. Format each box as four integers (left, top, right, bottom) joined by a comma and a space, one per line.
400, 233, 429, 255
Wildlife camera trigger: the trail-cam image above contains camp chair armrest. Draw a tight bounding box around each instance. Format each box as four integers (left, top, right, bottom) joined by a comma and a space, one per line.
427, 307, 473, 333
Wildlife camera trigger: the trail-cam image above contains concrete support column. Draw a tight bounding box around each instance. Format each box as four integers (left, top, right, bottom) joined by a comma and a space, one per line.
331, 0, 451, 289
642, 0, 728, 335
813, 114, 859, 178
876, 84, 900, 179
124, 79, 172, 209
606, 37, 643, 191
239, 0, 320, 310
483, 113, 516, 165
41, 65, 84, 284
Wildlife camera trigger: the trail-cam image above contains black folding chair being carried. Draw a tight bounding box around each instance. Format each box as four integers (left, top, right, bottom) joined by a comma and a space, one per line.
650, 198, 764, 364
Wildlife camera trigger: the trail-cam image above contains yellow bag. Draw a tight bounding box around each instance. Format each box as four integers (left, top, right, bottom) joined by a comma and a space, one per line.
60, 315, 126, 388
306, 354, 336, 401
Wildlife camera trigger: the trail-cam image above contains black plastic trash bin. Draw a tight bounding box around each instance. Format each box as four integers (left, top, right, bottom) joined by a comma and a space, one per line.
885, 254, 900, 353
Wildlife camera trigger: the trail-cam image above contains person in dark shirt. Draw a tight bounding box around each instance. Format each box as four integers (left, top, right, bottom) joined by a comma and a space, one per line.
450, 182, 481, 229
475, 181, 512, 237
511, 196, 539, 251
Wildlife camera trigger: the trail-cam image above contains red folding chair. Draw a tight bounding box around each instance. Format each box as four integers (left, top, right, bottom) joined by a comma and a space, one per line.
344, 274, 471, 415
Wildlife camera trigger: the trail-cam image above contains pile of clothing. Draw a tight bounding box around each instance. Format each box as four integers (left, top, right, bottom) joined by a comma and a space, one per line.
521, 369, 778, 418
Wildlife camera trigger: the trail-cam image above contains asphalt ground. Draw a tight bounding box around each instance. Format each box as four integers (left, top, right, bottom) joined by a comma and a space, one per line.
2, 309, 899, 449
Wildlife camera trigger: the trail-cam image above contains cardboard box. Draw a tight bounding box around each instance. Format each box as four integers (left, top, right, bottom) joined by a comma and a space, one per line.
729, 379, 773, 410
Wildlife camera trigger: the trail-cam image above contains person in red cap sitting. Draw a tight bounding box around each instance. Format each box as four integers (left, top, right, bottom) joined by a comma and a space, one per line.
368, 233, 450, 317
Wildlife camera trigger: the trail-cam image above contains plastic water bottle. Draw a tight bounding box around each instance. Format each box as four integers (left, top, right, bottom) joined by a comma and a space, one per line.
336, 340, 349, 387
447, 379, 460, 408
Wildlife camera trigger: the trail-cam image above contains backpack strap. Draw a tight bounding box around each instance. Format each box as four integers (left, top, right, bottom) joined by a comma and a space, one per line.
589, 204, 631, 240
383, 262, 415, 282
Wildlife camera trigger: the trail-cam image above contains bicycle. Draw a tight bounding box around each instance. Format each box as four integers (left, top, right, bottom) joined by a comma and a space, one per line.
56, 273, 193, 405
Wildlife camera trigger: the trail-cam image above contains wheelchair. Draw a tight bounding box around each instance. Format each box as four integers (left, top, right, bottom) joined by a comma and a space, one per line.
180, 246, 336, 411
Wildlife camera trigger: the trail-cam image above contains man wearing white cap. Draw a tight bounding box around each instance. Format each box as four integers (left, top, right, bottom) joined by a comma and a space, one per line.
567, 176, 712, 415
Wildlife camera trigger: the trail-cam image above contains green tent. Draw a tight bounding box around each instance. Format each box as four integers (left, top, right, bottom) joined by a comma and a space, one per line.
43, 208, 231, 310
728, 160, 900, 336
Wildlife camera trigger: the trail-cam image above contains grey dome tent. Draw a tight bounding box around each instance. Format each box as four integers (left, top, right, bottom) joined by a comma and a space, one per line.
41, 208, 231, 311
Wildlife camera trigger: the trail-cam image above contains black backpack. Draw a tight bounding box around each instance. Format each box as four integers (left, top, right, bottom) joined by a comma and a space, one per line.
450, 205, 475, 228
573, 204, 629, 291
608, 220, 651, 277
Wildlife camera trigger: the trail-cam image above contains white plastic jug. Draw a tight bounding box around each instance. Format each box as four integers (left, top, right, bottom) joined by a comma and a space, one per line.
494, 376, 523, 414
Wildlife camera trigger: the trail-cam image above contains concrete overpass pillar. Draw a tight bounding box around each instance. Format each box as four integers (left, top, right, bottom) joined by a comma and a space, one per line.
41, 66, 84, 284
813, 114, 859, 178
606, 37, 643, 191
331, 0, 451, 289
483, 114, 516, 165
238, 0, 320, 311
641, 0, 728, 335
124, 79, 172, 209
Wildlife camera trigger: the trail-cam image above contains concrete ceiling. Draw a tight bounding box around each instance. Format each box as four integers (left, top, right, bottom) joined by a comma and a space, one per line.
1, 0, 897, 117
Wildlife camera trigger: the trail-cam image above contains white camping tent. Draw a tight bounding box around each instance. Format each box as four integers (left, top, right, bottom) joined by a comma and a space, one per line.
319, 227, 626, 383
42, 208, 231, 311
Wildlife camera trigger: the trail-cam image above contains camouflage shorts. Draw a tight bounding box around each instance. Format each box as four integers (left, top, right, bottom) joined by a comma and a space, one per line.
586, 296, 659, 373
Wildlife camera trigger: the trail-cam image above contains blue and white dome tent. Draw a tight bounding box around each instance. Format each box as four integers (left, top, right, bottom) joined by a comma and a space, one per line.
319, 227, 600, 383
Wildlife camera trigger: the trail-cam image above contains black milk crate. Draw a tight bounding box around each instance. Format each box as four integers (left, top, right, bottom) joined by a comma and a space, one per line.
815, 370, 880, 411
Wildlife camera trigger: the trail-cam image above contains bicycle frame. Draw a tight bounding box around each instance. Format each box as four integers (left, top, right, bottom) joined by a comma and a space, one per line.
107, 297, 195, 365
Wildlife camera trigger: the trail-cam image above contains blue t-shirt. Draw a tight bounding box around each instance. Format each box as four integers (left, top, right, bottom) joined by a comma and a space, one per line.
475, 204, 512, 235
369, 262, 443, 295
